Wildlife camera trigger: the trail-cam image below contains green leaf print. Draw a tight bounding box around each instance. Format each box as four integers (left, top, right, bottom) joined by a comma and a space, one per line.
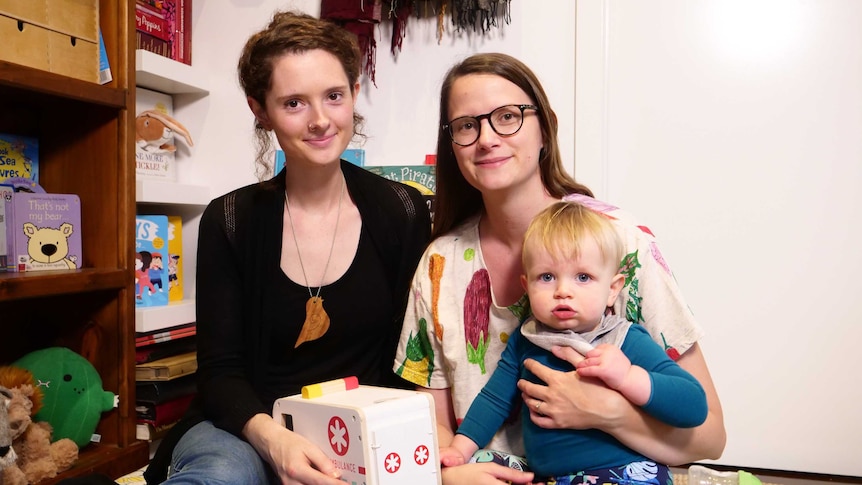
466, 330, 489, 374
619, 250, 642, 288
508, 294, 531, 323
398, 317, 435, 385
626, 278, 644, 324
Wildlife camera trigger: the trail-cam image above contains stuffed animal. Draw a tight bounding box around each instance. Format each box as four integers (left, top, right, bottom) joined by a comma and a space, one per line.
13, 348, 116, 448
135, 110, 194, 153
1, 386, 19, 482
0, 368, 78, 485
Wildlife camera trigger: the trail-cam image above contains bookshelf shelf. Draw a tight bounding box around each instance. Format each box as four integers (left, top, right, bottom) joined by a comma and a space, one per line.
135, 49, 209, 95
135, 299, 196, 333
0, 269, 127, 301
136, 180, 210, 205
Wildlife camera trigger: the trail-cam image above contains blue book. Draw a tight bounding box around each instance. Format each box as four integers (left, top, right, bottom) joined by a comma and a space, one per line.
136, 215, 171, 307
0, 133, 39, 185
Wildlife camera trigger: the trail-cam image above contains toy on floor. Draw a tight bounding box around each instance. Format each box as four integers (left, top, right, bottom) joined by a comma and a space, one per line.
0, 366, 78, 485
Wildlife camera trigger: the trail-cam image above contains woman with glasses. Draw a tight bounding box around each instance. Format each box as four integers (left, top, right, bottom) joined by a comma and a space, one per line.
394, 52, 726, 484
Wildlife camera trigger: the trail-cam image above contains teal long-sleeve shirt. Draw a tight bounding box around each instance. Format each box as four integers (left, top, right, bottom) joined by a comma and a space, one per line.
456, 323, 707, 477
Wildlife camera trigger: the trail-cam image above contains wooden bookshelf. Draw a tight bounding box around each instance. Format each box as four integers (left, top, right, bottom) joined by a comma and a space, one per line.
0, 0, 150, 480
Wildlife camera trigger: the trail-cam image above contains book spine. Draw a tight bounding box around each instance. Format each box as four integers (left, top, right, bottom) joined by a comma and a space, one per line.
136, 31, 171, 59
135, 329, 196, 347
177, 0, 192, 65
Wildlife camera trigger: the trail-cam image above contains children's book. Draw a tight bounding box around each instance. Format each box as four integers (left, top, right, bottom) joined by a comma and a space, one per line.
6, 193, 82, 272
135, 88, 193, 182
365, 165, 436, 216
135, 323, 196, 347
0, 184, 13, 271
135, 215, 170, 307
135, 351, 197, 381
167, 215, 183, 301
0, 134, 39, 185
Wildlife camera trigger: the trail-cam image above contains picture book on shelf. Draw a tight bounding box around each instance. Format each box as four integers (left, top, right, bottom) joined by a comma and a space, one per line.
365, 165, 436, 216
0, 134, 39, 185
136, 215, 170, 307
168, 215, 183, 301
135, 87, 194, 182
6, 192, 82, 272
0, 184, 13, 271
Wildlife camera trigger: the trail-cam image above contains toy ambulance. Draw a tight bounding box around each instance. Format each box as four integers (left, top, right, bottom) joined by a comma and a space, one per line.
272, 377, 441, 485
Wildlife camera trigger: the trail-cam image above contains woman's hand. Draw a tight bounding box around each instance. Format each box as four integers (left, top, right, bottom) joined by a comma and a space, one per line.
243, 413, 344, 485
518, 346, 628, 432
441, 461, 534, 485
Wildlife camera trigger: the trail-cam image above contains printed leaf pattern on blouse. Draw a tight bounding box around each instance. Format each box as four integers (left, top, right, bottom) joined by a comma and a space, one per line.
619, 249, 643, 323
429, 253, 446, 340
464, 269, 492, 374
397, 317, 435, 385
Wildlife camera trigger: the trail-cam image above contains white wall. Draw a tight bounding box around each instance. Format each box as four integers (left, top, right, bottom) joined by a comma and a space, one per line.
182, 0, 575, 200
178, 0, 862, 476
576, 0, 862, 477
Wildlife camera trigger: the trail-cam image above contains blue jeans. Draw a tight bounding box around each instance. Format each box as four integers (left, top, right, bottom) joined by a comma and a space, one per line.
163, 421, 276, 484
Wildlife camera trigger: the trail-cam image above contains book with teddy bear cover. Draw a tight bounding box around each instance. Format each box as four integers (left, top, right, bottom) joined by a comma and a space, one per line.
5, 192, 82, 272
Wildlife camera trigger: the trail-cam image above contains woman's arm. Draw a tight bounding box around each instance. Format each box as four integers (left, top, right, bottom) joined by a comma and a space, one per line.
519, 342, 725, 465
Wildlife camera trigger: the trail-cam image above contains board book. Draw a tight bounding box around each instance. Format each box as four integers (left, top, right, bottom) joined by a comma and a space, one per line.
0, 184, 12, 270
6, 192, 82, 272
136, 215, 170, 307
0, 133, 39, 185
167, 215, 183, 301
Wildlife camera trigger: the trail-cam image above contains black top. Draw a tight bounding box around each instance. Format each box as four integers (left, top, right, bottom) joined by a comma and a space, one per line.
146, 161, 431, 483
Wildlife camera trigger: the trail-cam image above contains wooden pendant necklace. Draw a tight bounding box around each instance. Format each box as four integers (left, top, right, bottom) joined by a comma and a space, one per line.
285, 178, 344, 348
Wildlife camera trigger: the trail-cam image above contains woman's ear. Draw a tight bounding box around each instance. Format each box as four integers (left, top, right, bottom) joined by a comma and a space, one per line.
352, 82, 361, 105
247, 96, 271, 131
607, 273, 626, 306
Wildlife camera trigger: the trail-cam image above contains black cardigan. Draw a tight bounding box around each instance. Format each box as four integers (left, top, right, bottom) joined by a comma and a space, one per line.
146, 161, 431, 483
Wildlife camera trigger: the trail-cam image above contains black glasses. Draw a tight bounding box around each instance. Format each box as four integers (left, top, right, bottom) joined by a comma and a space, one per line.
443, 104, 538, 147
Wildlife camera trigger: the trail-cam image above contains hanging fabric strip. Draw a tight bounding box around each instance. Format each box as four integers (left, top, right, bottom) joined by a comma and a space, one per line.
450, 0, 511, 34
321, 0, 384, 85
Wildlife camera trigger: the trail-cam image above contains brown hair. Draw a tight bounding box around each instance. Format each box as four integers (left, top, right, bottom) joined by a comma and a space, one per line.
237, 10, 366, 179
432, 52, 593, 239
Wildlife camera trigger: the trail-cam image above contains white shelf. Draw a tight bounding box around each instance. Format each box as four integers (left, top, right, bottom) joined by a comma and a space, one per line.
136, 180, 210, 205
135, 299, 196, 333
135, 49, 209, 95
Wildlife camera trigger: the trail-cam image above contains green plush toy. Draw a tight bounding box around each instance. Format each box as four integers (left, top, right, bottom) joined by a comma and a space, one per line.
13, 347, 117, 448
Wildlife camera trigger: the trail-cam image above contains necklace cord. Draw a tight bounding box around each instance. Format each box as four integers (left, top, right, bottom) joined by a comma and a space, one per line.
284, 178, 345, 298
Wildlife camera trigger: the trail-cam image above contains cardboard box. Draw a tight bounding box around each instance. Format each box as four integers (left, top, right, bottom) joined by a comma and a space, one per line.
273, 379, 441, 485
0, 0, 99, 83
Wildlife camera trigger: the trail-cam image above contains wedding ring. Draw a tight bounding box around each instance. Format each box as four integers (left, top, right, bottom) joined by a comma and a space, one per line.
535, 401, 544, 413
